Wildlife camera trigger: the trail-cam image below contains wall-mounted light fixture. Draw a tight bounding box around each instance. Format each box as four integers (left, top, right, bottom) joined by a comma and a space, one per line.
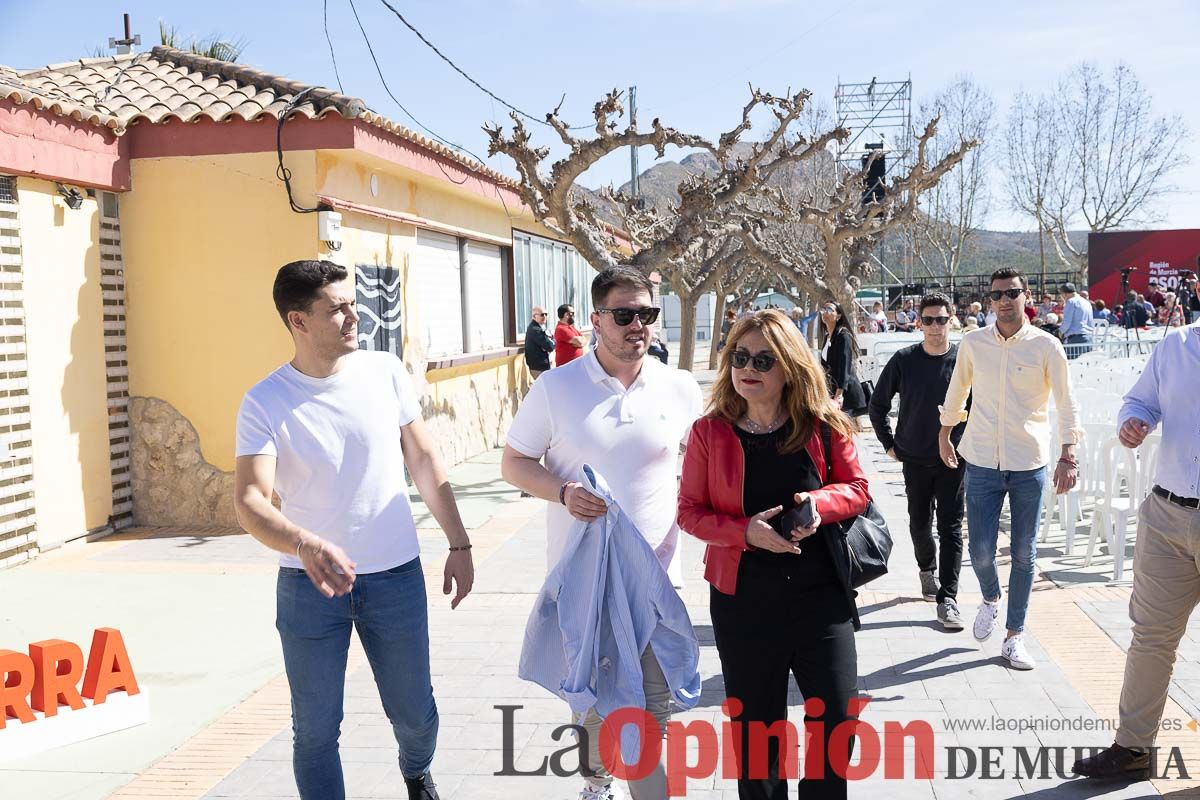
56, 183, 84, 210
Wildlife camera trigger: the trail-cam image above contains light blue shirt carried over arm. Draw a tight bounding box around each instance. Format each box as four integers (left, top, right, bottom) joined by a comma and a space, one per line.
1118, 322, 1200, 498
1060, 295, 1094, 338
519, 465, 701, 763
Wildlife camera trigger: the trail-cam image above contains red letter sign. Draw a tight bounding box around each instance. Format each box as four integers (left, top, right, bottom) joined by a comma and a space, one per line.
29, 639, 86, 717
0, 649, 36, 729
81, 628, 139, 704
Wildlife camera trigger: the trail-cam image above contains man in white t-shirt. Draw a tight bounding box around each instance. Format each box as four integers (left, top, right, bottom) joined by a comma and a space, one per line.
502, 267, 703, 800
233, 260, 473, 800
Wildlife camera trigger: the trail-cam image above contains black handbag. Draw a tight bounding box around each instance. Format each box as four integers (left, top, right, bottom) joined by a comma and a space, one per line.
820, 424, 892, 588
859, 379, 874, 408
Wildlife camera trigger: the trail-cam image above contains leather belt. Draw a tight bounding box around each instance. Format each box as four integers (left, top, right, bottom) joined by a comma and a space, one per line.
1153, 485, 1200, 510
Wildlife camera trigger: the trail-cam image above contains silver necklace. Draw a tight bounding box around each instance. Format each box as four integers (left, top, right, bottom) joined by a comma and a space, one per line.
741, 411, 786, 434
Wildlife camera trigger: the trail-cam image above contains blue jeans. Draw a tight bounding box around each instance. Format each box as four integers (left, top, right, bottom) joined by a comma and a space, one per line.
1064, 333, 1091, 360
277, 557, 438, 799
964, 464, 1047, 634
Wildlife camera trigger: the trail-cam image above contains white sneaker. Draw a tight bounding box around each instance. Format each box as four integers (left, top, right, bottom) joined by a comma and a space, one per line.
580, 783, 623, 800
1002, 635, 1036, 670
973, 601, 999, 641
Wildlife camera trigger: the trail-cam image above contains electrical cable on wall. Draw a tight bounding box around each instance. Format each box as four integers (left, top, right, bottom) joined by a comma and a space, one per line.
276, 87, 331, 214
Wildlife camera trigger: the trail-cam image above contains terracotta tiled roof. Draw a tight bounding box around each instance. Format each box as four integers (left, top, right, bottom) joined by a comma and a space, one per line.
0, 46, 513, 187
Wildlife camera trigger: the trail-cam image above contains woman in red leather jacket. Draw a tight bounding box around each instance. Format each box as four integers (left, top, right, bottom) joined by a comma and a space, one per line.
678, 310, 870, 800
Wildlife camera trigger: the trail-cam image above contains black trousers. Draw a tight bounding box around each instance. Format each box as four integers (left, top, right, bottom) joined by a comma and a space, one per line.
710, 555, 858, 800
901, 460, 965, 603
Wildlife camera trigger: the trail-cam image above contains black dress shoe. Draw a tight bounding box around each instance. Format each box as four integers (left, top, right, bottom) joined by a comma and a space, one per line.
405, 772, 441, 800
1072, 743, 1150, 778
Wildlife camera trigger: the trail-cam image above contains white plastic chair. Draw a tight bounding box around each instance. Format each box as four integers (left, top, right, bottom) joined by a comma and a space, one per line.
1085, 438, 1141, 580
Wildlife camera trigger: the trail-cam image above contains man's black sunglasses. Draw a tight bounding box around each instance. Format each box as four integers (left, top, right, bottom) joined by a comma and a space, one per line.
987, 288, 1025, 301
596, 306, 661, 326
730, 349, 778, 372
921, 315, 950, 326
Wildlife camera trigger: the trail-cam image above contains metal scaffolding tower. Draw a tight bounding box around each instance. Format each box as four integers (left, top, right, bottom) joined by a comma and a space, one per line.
834, 75, 913, 171
835, 75, 914, 291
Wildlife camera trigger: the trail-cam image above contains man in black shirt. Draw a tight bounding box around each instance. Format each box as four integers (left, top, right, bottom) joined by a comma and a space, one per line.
522, 306, 555, 379
869, 292, 967, 630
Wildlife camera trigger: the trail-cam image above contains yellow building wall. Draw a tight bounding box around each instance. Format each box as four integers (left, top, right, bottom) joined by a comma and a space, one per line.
317, 151, 551, 465
315, 149, 550, 245
17, 177, 113, 545
120, 151, 318, 474
119, 147, 550, 510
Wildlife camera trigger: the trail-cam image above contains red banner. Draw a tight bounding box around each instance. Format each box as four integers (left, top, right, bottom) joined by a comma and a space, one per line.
1088, 229, 1200, 305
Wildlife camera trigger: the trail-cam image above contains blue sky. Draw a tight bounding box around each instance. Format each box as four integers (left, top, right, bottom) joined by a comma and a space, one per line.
5, 0, 1198, 231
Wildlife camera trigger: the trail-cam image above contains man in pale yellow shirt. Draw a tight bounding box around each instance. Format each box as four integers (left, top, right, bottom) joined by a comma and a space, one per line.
938, 267, 1082, 670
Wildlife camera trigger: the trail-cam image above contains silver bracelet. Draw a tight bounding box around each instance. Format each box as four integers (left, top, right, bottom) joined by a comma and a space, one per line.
296, 538, 306, 560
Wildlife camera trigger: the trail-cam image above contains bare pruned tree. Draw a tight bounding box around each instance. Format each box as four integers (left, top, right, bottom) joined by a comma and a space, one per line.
736, 117, 978, 316
486, 88, 844, 370
706, 258, 775, 369
1005, 62, 1188, 283
487, 88, 974, 367
914, 76, 996, 283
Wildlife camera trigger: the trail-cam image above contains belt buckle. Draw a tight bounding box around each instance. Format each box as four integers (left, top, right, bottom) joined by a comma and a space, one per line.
1159, 485, 1200, 509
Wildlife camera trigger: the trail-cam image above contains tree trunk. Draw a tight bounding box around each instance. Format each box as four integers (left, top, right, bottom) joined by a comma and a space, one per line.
707, 290, 726, 369
676, 295, 698, 372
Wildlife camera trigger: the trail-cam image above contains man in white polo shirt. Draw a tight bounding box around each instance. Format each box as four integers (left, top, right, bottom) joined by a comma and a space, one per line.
502, 267, 703, 800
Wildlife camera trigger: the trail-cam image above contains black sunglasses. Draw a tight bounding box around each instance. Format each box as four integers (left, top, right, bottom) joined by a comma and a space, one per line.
921, 315, 951, 326
596, 306, 661, 326
988, 288, 1025, 301
730, 349, 778, 372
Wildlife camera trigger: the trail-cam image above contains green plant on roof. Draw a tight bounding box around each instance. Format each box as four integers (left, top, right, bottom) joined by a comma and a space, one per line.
158, 21, 247, 62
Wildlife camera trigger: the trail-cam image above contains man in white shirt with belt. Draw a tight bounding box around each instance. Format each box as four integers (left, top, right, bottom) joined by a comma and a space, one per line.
502, 267, 703, 800
939, 267, 1082, 671
1074, 320, 1200, 779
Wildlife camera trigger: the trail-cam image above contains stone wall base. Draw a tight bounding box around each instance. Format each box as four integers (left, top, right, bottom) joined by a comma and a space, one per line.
128, 359, 531, 528
130, 397, 237, 528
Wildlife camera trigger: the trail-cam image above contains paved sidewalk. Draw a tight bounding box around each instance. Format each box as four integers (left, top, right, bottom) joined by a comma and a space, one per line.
183, 439, 1189, 799
3, 355, 1198, 797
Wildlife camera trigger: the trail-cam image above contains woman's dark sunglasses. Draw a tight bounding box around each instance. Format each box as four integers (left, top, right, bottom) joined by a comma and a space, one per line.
596, 306, 661, 326
921, 315, 950, 326
730, 349, 778, 372
987, 288, 1025, 301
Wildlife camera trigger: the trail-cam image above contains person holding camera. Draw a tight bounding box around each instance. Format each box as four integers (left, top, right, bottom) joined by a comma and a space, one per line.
679, 309, 869, 800
1123, 290, 1151, 329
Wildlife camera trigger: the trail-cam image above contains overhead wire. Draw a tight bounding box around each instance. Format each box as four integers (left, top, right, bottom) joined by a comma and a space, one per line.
334, 0, 519, 218
346, 0, 477, 183
371, 0, 594, 131
323, 0, 345, 94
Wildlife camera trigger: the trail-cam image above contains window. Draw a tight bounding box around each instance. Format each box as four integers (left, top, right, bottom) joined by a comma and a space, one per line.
412, 230, 464, 359
465, 242, 505, 352
0, 175, 16, 204
408, 230, 509, 360
512, 231, 593, 340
